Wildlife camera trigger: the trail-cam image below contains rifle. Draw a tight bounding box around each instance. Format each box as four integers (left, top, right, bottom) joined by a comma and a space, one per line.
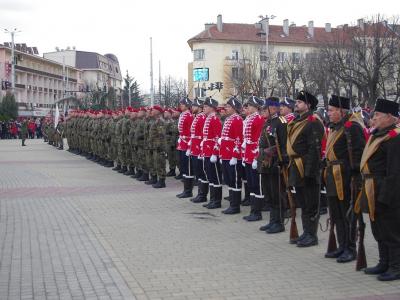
344, 127, 367, 271
274, 126, 299, 243
326, 216, 338, 253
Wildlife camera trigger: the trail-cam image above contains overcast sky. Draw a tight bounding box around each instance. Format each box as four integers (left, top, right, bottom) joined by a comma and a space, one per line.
1, 0, 399, 93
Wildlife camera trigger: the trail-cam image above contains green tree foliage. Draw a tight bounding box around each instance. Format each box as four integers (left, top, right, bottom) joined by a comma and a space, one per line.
0, 92, 18, 120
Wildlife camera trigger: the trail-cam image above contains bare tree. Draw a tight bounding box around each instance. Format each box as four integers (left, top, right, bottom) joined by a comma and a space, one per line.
321, 15, 400, 107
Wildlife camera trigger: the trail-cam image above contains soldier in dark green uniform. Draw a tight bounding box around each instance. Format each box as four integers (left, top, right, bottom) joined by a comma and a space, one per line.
356, 99, 400, 281
287, 91, 325, 247
164, 109, 177, 177
144, 109, 156, 185
135, 108, 149, 181
258, 97, 288, 234
324, 95, 365, 263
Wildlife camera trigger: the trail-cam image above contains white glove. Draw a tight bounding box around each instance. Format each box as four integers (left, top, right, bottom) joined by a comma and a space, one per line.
188, 140, 192, 146
241, 141, 246, 149
210, 155, 217, 163
229, 157, 237, 166
217, 138, 222, 145
252, 159, 258, 169
178, 138, 181, 144
185, 149, 191, 156
219, 159, 222, 164
242, 161, 246, 167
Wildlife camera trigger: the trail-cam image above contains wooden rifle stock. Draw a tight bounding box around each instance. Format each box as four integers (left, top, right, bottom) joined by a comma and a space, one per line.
284, 168, 299, 242
356, 213, 367, 271
326, 217, 337, 253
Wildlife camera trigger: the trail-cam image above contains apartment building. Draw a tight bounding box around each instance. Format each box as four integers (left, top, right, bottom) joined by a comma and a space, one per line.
0, 44, 83, 116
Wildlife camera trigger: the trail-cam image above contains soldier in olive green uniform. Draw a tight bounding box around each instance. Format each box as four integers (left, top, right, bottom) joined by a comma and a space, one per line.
134, 108, 148, 181
144, 109, 156, 185
128, 109, 139, 177
164, 109, 178, 177
121, 109, 132, 175
149, 106, 167, 188
113, 112, 124, 171
20, 119, 28, 146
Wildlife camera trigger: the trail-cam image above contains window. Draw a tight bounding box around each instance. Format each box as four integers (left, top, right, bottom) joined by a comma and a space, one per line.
194, 87, 206, 98
277, 52, 285, 63
231, 50, 239, 60
232, 67, 239, 79
260, 69, 268, 79
193, 49, 205, 61
277, 70, 284, 80
293, 70, 300, 80
260, 51, 267, 62
292, 52, 301, 64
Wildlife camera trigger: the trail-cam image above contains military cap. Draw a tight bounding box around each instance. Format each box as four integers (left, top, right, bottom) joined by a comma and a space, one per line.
246, 95, 264, 108
152, 105, 164, 113
296, 90, 318, 110
227, 96, 242, 111
179, 97, 192, 107
374, 98, 399, 116
264, 96, 280, 108
192, 98, 204, 107
280, 97, 295, 109
329, 95, 350, 110
204, 97, 218, 109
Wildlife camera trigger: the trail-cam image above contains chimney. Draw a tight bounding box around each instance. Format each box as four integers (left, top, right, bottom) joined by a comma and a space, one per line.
283, 19, 289, 36
357, 18, 364, 30
325, 23, 331, 32
308, 21, 314, 37
217, 14, 223, 32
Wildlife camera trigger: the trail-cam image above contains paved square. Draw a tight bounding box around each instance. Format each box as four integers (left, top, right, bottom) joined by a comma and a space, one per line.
0, 139, 399, 299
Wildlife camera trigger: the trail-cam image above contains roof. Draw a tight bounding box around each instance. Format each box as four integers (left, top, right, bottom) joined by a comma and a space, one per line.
187, 22, 393, 49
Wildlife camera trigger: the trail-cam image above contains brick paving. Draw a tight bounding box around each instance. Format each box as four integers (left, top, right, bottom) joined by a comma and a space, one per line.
0, 139, 399, 300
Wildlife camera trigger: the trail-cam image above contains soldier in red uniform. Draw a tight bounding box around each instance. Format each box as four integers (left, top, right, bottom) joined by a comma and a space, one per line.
218, 96, 244, 214
201, 97, 223, 209
242, 96, 265, 222
176, 97, 194, 198
187, 98, 208, 203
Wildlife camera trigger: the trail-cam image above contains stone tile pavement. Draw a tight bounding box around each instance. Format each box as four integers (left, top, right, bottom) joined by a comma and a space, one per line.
0, 139, 399, 300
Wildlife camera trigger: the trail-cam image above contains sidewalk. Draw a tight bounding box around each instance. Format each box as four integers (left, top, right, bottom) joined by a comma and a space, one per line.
0, 139, 399, 300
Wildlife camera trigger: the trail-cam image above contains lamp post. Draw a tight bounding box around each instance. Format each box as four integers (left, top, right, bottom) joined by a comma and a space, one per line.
258, 15, 275, 96
4, 28, 21, 92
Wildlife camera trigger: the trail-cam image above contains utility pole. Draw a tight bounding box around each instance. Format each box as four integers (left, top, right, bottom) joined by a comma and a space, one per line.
4, 28, 20, 92
259, 15, 275, 97
150, 37, 154, 106
158, 60, 162, 106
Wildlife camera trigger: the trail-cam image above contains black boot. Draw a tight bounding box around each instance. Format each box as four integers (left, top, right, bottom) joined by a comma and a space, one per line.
365, 242, 389, 275
243, 196, 262, 221
152, 178, 166, 188
325, 220, 345, 258
241, 183, 251, 206
378, 247, 400, 281
176, 178, 194, 198
207, 186, 222, 209
112, 164, 121, 171
192, 182, 209, 203
145, 174, 158, 185
137, 172, 149, 181
266, 209, 285, 234
203, 185, 215, 208
222, 190, 241, 214
261, 198, 271, 212
106, 160, 114, 167
132, 169, 142, 178
124, 167, 134, 176
166, 168, 176, 177
118, 165, 127, 173
296, 233, 318, 247
297, 217, 319, 247
336, 248, 356, 263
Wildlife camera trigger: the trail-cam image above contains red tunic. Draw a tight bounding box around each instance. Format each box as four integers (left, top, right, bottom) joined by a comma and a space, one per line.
219, 113, 243, 160
201, 113, 222, 158
189, 112, 206, 156
242, 112, 264, 164
177, 110, 193, 151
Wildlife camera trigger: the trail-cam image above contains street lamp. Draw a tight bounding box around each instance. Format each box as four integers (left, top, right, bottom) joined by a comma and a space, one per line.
4, 28, 21, 92
258, 15, 275, 96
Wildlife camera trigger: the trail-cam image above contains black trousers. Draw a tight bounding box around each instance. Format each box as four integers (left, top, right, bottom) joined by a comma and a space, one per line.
179, 150, 193, 178
204, 157, 222, 187
221, 160, 243, 191
371, 203, 400, 248
192, 156, 207, 182
244, 164, 263, 198
295, 183, 320, 236
328, 195, 356, 250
